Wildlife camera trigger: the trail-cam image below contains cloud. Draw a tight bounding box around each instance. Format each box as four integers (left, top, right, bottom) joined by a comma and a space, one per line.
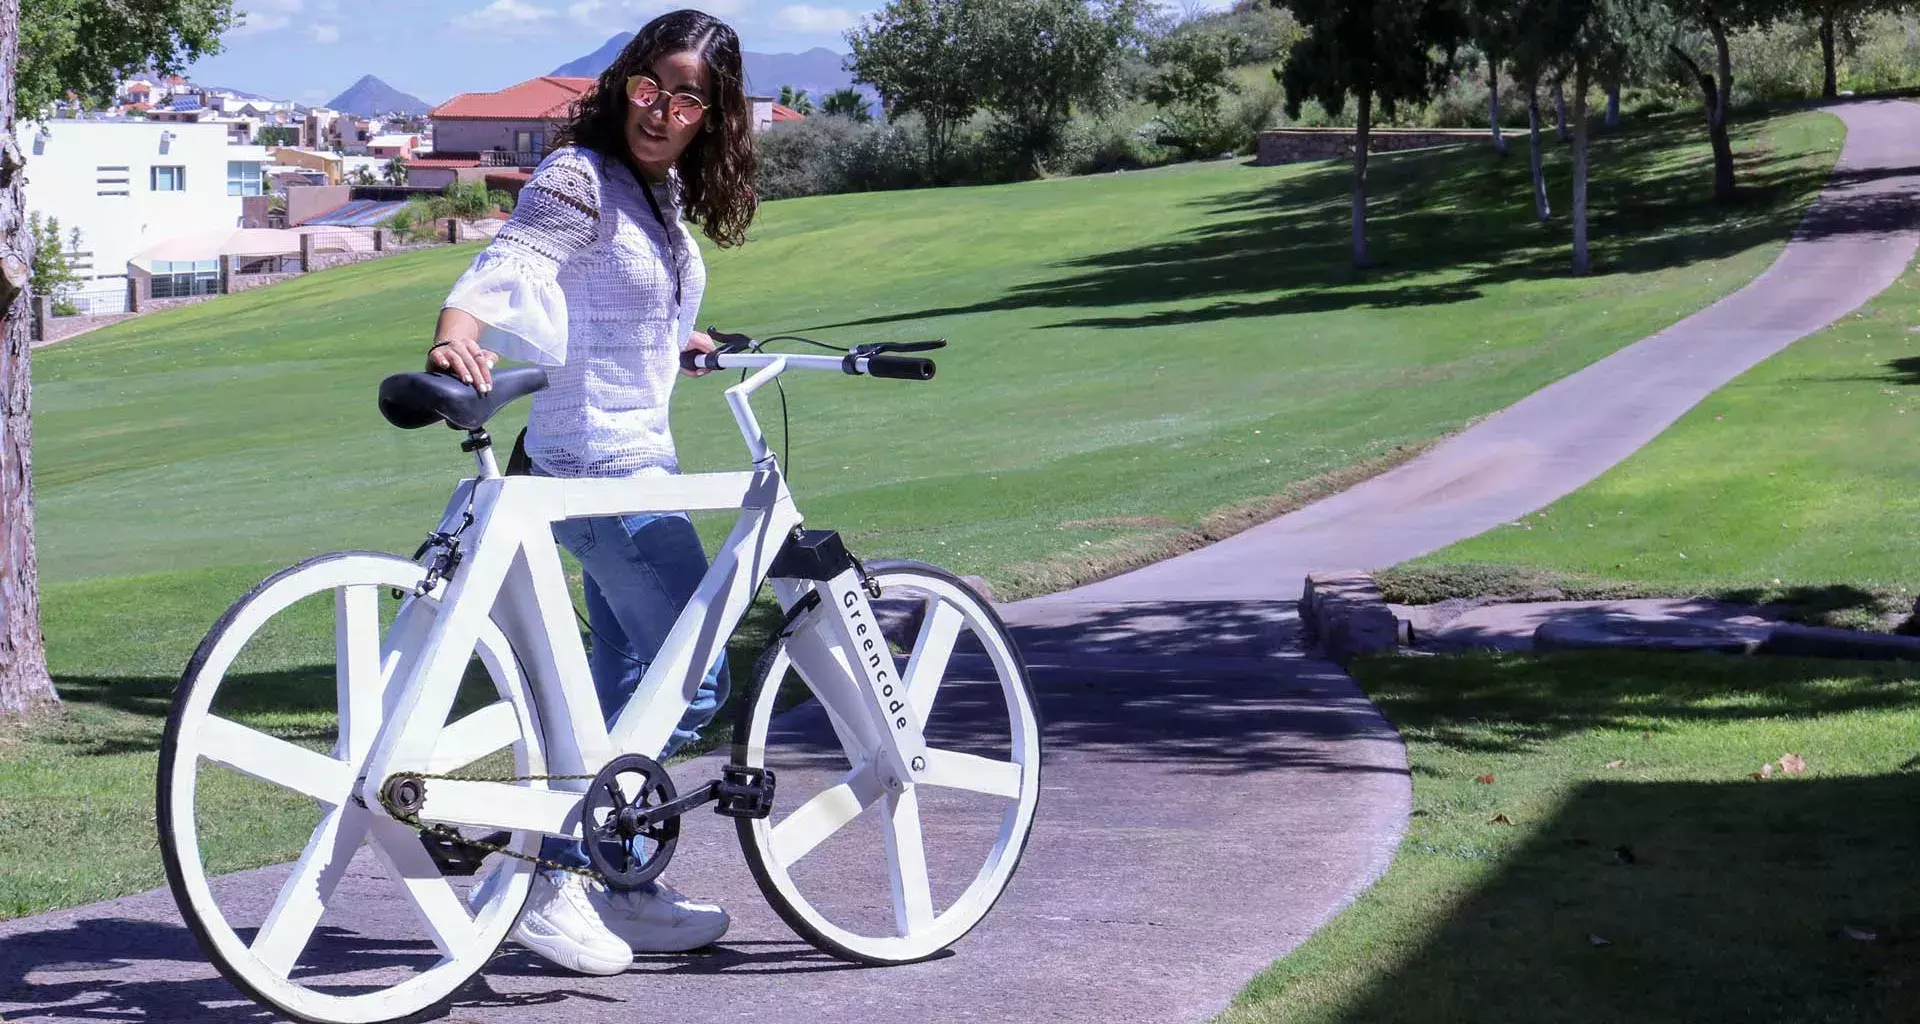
229, 0, 302, 36
569, 0, 744, 28
310, 23, 341, 43
452, 0, 560, 36
774, 3, 860, 33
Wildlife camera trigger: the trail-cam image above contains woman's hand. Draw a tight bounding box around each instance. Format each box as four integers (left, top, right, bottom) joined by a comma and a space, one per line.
427, 337, 499, 393
682, 330, 717, 378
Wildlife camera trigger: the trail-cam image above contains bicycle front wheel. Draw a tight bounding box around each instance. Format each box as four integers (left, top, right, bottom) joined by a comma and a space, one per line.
157, 551, 547, 1024
734, 560, 1042, 964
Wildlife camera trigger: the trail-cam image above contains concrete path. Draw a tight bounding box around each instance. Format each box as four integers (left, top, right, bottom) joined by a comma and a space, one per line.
4, 99, 1915, 1024
1054, 99, 1920, 605
0, 609, 1410, 1024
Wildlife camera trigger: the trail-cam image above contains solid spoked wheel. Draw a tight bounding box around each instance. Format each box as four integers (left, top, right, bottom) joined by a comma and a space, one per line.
734, 560, 1042, 964
157, 551, 547, 1024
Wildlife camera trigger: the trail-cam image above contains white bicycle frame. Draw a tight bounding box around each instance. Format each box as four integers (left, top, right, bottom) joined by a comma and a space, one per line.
355, 354, 932, 843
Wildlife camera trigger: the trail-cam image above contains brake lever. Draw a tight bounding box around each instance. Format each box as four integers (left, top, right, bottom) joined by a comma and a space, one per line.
849, 339, 947, 357
705, 326, 758, 354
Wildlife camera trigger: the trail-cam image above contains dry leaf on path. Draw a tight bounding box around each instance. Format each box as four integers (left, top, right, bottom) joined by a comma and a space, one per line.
1780, 753, 1808, 775
1842, 925, 1878, 942
1476, 773, 1497, 785
1604, 760, 1625, 769
1490, 813, 1513, 825
1748, 771, 1766, 781
1589, 934, 1612, 947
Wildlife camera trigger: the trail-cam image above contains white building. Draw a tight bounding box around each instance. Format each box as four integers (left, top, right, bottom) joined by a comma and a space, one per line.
22, 119, 271, 309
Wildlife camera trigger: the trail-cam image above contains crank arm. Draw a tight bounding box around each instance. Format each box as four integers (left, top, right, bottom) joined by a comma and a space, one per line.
628, 765, 778, 828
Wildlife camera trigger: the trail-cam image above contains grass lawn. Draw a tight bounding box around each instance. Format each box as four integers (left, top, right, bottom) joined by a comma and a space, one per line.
1386, 251, 1920, 629
5, 109, 1844, 918
1221, 651, 1920, 1024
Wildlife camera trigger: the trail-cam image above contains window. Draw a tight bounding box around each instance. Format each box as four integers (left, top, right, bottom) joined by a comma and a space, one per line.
514, 130, 544, 154
149, 259, 219, 298
227, 160, 264, 196
151, 165, 187, 191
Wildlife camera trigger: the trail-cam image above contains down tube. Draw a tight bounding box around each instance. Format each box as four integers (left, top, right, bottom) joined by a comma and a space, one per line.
606, 498, 802, 760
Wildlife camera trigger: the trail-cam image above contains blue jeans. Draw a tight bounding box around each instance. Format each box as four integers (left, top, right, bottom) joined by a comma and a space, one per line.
537, 510, 732, 869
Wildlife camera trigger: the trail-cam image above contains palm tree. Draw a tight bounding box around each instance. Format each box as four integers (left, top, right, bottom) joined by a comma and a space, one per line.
348, 166, 378, 187
382, 155, 409, 186
821, 87, 871, 123
777, 84, 814, 115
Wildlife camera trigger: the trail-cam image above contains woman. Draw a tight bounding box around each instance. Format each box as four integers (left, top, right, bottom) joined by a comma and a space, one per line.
426, 10, 758, 976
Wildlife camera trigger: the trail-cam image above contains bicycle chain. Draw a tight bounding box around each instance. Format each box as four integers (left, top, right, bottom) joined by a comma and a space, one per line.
374, 769, 610, 885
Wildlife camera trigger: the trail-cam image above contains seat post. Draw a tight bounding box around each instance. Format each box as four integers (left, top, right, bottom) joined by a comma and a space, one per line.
461, 428, 500, 480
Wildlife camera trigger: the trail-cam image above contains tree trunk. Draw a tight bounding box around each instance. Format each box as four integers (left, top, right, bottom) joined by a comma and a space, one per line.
1710, 14, 1736, 201
1527, 78, 1551, 222
1352, 89, 1372, 268
1489, 56, 1509, 156
1554, 76, 1569, 141
1820, 12, 1838, 99
1604, 79, 1621, 128
0, 0, 56, 718
1571, 58, 1592, 276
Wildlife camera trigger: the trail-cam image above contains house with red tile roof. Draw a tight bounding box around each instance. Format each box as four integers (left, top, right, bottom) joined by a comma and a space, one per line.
419, 76, 593, 188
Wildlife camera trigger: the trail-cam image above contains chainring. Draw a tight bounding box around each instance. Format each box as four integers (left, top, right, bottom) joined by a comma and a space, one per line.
582, 753, 680, 890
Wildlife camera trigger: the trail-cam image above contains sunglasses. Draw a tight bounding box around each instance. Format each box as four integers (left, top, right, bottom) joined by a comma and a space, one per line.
626, 75, 709, 127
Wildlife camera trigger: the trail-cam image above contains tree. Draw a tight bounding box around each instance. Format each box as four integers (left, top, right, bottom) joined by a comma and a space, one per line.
18, 0, 231, 115
349, 165, 378, 186
973, 0, 1144, 176
821, 86, 873, 122
1661, 0, 1783, 202
6, 0, 230, 716
1144, 22, 1247, 157
1279, 0, 1467, 267
26, 212, 80, 313
777, 84, 816, 115
847, 0, 989, 174
382, 154, 408, 185
256, 124, 297, 147
1466, 0, 1519, 155
1800, 0, 1877, 98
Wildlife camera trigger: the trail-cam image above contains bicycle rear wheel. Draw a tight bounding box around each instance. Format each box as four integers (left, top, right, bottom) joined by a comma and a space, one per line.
734, 560, 1042, 964
157, 551, 547, 1024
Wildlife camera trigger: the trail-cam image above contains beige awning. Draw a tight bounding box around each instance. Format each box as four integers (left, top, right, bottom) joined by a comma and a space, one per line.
131, 228, 308, 266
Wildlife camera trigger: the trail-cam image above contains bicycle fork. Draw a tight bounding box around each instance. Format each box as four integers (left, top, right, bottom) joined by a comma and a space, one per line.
772, 567, 929, 792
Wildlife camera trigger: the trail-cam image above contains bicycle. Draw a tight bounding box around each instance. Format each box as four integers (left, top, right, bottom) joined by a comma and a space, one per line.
155, 335, 1043, 1024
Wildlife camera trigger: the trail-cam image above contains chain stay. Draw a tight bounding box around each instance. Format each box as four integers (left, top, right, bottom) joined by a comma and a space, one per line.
376, 768, 608, 883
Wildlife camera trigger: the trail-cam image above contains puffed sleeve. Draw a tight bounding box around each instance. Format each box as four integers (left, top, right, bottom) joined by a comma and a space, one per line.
442, 147, 602, 366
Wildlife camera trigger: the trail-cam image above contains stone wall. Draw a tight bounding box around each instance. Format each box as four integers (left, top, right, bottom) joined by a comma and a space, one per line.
227, 272, 302, 293
1256, 127, 1489, 166
34, 312, 139, 346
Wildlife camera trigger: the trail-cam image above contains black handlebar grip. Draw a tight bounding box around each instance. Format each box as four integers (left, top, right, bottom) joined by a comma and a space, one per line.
680, 350, 720, 372
866, 355, 936, 381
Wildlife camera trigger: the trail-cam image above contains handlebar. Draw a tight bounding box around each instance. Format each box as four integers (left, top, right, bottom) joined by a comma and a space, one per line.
680, 349, 937, 381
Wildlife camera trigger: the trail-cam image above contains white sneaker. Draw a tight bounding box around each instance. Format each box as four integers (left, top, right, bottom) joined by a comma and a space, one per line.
504, 869, 634, 975
592, 879, 731, 952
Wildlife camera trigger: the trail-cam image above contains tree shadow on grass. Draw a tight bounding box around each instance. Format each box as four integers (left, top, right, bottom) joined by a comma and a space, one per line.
802, 113, 1868, 336
1361, 650, 1920, 756
1310, 772, 1920, 1023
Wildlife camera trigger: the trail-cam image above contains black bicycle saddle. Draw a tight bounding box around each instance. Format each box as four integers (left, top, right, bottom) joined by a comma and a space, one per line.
378, 367, 549, 431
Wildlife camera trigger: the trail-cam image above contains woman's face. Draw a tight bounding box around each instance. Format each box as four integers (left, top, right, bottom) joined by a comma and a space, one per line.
625, 49, 711, 177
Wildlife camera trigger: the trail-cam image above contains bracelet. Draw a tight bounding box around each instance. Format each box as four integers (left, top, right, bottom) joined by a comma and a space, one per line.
430, 339, 457, 349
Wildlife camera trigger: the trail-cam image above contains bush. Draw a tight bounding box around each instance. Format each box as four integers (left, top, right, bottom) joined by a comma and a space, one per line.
1052, 110, 1163, 174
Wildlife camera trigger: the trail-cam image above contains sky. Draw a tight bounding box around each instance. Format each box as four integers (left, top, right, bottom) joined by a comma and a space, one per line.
186, 0, 1226, 108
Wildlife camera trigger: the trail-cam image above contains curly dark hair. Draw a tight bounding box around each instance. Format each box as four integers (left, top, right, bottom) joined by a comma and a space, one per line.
555, 10, 758, 247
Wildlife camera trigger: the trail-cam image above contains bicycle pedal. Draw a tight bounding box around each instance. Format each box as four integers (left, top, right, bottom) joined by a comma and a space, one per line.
714, 765, 776, 819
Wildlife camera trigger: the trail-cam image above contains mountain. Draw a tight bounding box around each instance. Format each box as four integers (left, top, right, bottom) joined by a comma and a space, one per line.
327, 75, 432, 116
552, 36, 858, 102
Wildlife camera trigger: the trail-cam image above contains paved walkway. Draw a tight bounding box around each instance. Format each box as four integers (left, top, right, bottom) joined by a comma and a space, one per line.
3, 100, 1917, 1024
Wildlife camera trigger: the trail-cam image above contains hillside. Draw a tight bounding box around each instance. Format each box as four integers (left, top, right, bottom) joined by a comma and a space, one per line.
552, 35, 856, 99
327, 74, 431, 115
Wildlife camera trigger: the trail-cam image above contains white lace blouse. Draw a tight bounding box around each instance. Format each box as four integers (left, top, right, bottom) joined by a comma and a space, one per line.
443, 145, 707, 478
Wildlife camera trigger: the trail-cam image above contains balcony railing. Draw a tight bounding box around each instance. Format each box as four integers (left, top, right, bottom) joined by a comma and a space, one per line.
478, 151, 540, 167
